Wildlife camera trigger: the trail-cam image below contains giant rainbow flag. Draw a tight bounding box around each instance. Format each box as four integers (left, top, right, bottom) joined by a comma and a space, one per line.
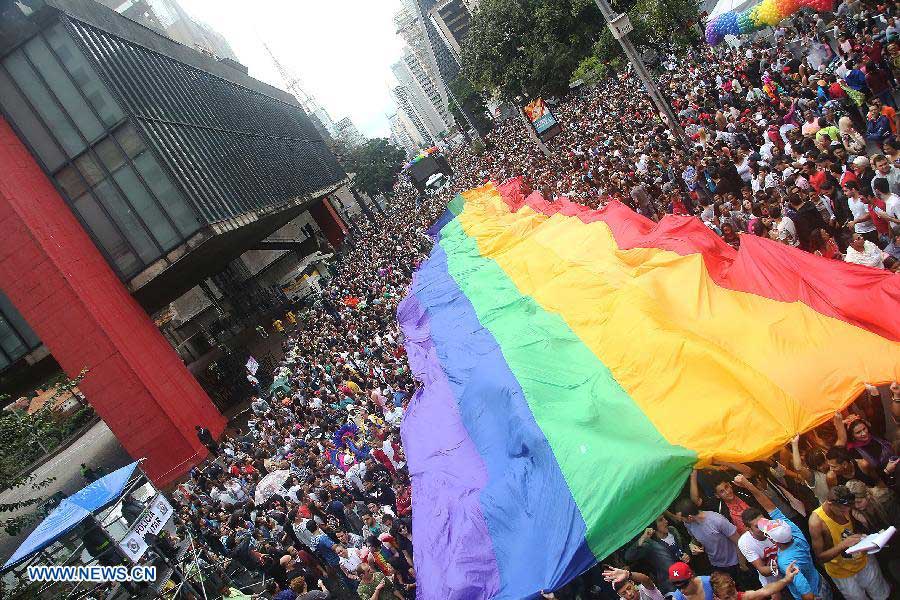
398, 179, 900, 599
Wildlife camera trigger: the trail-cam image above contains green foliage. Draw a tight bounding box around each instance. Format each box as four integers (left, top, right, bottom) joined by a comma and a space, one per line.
464, 0, 701, 99
591, 0, 701, 63
463, 0, 603, 101
448, 76, 493, 134
343, 138, 406, 199
0, 369, 91, 535
0, 580, 42, 599
571, 55, 608, 86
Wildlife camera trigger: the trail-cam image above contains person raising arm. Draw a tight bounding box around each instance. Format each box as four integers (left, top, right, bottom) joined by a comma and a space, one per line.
710, 562, 800, 600
732, 475, 822, 600
602, 566, 665, 600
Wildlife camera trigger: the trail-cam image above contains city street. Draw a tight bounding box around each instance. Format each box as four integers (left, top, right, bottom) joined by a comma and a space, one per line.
0, 421, 131, 561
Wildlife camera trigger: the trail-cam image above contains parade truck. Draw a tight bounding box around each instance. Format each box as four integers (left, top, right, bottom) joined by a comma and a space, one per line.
404, 146, 453, 194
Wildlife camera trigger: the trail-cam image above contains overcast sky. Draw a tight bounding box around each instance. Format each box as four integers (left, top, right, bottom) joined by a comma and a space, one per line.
179, 0, 404, 138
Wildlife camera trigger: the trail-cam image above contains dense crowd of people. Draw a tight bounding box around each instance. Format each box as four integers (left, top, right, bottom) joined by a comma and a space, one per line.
448, 3, 900, 270
154, 3, 900, 600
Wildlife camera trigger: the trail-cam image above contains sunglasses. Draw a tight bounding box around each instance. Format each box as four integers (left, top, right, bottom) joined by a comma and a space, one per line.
672, 580, 692, 589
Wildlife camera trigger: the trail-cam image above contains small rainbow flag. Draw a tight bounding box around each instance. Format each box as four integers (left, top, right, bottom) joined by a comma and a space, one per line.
398, 179, 899, 599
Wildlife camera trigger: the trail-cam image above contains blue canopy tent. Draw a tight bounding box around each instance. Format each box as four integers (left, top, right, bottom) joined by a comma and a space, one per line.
3, 461, 140, 570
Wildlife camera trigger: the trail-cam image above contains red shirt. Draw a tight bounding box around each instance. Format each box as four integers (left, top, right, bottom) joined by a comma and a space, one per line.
809, 170, 828, 194
868, 198, 890, 235
725, 496, 751, 534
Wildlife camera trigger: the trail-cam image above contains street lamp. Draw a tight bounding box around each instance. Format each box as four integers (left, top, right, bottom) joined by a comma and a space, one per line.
591, 0, 688, 145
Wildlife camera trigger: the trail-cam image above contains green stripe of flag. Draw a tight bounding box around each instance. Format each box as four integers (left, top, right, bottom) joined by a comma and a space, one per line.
439, 217, 697, 559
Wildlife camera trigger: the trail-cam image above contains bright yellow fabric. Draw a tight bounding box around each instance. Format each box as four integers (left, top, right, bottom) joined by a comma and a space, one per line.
456, 186, 900, 465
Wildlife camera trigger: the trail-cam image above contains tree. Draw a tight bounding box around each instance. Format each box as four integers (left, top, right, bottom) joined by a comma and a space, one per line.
570, 55, 609, 86
463, 0, 701, 100
448, 76, 493, 134
590, 0, 701, 63
343, 138, 406, 199
1, 368, 90, 535
463, 0, 604, 101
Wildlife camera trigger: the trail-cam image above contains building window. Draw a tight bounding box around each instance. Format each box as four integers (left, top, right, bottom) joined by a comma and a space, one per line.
0, 67, 66, 170
43, 23, 124, 128
92, 179, 159, 264
3, 51, 85, 157
72, 192, 142, 277
133, 151, 200, 238
111, 164, 179, 250
22, 35, 105, 144
0, 315, 25, 368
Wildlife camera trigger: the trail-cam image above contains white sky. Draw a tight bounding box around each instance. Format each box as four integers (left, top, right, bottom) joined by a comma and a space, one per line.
179, 0, 405, 138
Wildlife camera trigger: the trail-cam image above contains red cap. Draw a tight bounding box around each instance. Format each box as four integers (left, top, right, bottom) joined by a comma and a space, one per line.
668, 562, 694, 582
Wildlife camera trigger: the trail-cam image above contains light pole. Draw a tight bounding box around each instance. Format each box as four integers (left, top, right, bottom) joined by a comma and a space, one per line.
591, 0, 688, 145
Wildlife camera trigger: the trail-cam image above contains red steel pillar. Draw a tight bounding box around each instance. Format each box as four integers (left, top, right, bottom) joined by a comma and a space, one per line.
309, 196, 348, 249
0, 116, 224, 486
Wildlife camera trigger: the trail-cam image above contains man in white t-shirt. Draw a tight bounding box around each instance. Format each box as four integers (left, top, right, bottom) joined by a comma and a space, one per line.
602, 566, 665, 600
335, 543, 363, 580
872, 155, 900, 195
844, 181, 878, 243
845, 234, 885, 268
872, 178, 900, 234
771, 206, 799, 247
738, 507, 782, 598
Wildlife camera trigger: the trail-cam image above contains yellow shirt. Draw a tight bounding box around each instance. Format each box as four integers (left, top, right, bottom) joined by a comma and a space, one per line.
813, 506, 866, 578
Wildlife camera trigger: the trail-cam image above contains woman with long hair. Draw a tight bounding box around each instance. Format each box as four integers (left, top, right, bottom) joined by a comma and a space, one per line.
721, 222, 741, 250
808, 228, 840, 259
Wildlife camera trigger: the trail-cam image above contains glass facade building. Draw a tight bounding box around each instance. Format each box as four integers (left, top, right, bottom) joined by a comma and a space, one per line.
0, 0, 347, 374
0, 291, 41, 370
0, 2, 345, 281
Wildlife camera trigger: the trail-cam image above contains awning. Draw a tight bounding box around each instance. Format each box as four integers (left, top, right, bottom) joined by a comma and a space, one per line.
3, 461, 140, 570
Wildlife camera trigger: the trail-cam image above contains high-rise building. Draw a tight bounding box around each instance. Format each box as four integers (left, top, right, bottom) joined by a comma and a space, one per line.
389, 108, 429, 156
394, 4, 454, 129
391, 56, 449, 140
334, 117, 366, 149
406, 0, 461, 89
0, 0, 352, 484
427, 0, 477, 62
96, 0, 239, 61
388, 112, 418, 156
390, 85, 433, 149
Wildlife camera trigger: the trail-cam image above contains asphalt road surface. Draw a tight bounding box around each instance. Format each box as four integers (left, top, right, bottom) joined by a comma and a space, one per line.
0, 420, 131, 564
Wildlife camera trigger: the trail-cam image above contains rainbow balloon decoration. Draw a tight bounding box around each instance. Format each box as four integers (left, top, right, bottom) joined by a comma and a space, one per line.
705, 0, 833, 45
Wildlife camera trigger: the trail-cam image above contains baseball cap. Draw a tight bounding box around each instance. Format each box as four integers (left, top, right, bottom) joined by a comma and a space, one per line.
758, 518, 793, 543
668, 562, 694, 582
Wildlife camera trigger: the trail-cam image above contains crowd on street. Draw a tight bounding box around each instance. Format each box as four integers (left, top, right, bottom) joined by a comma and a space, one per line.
162, 3, 900, 600
448, 4, 900, 270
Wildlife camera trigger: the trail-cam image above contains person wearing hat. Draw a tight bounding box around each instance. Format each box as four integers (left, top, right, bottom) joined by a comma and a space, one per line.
810, 485, 890, 600
732, 475, 826, 600
666, 561, 713, 600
